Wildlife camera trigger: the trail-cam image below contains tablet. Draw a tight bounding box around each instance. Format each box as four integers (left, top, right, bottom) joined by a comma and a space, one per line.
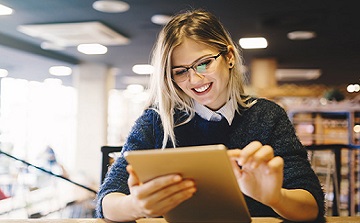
124, 144, 251, 223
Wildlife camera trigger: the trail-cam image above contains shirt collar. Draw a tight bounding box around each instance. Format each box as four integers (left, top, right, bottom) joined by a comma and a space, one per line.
194, 100, 235, 125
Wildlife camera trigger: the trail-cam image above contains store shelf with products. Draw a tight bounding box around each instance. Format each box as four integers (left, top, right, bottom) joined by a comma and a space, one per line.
287, 105, 360, 216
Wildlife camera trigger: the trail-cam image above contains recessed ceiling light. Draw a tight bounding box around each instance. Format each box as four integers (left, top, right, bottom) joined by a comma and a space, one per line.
0, 68, 9, 77
77, 43, 108, 55
239, 37, 268, 49
0, 4, 13, 15
287, 31, 316, 40
275, 69, 321, 81
132, 64, 154, 75
151, 14, 171, 25
93, 0, 129, 13
49, 66, 72, 76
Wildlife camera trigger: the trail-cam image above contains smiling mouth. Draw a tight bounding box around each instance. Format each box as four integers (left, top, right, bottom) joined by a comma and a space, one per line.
193, 83, 211, 93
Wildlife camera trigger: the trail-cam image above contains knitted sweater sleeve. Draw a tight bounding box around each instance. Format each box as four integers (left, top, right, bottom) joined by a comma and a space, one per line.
95, 109, 163, 218
262, 100, 326, 221
234, 99, 324, 221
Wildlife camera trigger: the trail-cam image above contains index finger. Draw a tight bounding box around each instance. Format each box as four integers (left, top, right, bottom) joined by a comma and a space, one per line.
231, 141, 263, 165
227, 149, 241, 158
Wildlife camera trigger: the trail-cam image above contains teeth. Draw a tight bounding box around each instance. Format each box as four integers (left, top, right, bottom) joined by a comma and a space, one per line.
194, 83, 210, 93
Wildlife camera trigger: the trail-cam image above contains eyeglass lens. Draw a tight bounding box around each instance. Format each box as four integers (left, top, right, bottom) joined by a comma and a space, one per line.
172, 54, 220, 83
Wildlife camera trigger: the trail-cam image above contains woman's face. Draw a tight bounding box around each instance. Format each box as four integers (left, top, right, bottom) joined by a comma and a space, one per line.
171, 38, 233, 111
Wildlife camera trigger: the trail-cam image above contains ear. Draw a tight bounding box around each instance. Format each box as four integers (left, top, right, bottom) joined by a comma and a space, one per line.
226, 45, 235, 68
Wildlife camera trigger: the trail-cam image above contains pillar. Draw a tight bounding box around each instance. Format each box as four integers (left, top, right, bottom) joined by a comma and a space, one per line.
72, 63, 115, 189
250, 58, 277, 96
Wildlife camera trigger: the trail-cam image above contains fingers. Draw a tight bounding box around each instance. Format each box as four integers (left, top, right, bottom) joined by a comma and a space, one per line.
230, 158, 243, 179
227, 142, 262, 165
227, 148, 241, 157
127, 164, 196, 200
126, 165, 196, 217
240, 141, 272, 165
130, 173, 196, 218
229, 141, 279, 171
248, 145, 274, 169
267, 156, 284, 174
142, 181, 196, 216
139, 174, 194, 199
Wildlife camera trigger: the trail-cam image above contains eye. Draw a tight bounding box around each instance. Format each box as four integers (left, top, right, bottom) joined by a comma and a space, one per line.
195, 59, 212, 73
172, 68, 188, 76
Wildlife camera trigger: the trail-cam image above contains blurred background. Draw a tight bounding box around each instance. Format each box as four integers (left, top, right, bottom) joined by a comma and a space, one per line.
0, 0, 359, 219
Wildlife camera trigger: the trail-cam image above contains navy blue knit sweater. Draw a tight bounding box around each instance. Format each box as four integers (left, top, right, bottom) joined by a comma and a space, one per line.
96, 98, 325, 221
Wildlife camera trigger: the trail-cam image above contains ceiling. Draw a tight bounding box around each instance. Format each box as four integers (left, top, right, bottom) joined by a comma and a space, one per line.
0, 0, 359, 90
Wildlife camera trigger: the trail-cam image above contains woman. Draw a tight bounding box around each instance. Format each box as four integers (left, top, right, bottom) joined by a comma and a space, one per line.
96, 9, 325, 222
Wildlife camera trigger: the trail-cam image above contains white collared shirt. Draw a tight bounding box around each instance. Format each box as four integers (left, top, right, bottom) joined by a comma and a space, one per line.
194, 100, 235, 125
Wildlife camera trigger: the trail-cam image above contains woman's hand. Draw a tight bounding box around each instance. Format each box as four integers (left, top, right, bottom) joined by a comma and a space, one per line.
227, 141, 284, 207
228, 141, 319, 222
126, 165, 196, 218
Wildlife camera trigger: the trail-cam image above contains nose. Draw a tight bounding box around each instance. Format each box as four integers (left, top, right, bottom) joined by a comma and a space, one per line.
188, 68, 205, 83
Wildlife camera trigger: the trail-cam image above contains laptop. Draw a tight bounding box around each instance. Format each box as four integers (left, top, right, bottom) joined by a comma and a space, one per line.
124, 144, 251, 223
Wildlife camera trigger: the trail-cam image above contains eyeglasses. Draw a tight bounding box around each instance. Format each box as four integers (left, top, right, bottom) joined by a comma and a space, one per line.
171, 51, 224, 83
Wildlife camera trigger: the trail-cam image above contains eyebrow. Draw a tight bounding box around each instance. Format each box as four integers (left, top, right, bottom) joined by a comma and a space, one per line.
171, 53, 213, 69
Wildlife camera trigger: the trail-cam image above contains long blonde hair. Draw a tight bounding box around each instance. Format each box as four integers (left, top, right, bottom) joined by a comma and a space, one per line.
146, 9, 252, 148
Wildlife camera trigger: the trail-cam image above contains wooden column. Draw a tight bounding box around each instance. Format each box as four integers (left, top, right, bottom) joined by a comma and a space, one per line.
250, 58, 277, 97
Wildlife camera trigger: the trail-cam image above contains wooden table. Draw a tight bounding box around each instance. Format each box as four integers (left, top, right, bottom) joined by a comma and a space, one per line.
1, 217, 360, 223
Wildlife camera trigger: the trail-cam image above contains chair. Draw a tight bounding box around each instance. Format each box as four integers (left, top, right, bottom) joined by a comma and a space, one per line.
100, 146, 122, 184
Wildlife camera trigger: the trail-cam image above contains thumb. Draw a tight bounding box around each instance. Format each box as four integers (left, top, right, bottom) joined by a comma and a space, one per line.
126, 165, 141, 187
230, 158, 243, 180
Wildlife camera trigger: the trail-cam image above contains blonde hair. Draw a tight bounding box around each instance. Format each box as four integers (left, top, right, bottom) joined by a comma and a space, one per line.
146, 9, 253, 148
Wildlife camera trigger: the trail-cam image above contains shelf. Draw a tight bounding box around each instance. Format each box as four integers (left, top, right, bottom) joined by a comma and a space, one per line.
288, 107, 360, 216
